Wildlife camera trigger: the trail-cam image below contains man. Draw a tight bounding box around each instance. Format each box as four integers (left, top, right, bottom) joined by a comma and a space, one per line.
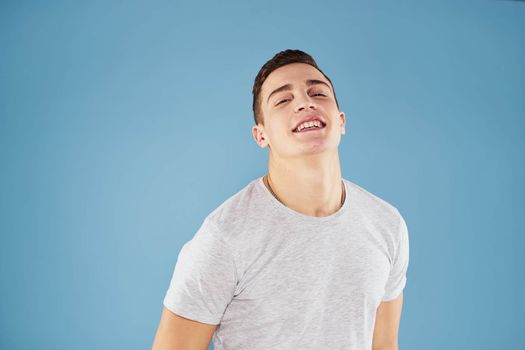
152, 49, 410, 350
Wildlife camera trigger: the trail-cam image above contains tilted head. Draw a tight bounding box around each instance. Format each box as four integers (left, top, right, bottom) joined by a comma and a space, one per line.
251, 49, 346, 158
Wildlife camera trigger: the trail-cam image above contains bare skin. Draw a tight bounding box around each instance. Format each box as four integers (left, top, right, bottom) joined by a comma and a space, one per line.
372, 292, 404, 350
151, 306, 217, 350
252, 63, 346, 218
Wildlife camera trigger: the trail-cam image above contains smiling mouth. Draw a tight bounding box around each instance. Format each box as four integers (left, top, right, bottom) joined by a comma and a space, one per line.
292, 122, 326, 133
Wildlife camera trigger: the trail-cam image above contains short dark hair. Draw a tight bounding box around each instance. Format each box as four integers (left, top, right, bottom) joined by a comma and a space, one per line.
252, 49, 339, 126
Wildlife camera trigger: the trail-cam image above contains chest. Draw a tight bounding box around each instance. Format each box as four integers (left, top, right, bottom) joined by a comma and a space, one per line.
230, 222, 392, 316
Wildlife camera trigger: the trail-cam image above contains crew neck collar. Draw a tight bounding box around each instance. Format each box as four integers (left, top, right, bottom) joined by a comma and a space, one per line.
255, 176, 350, 223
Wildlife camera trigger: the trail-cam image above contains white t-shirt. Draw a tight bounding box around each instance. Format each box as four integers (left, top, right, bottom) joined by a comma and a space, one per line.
163, 176, 410, 349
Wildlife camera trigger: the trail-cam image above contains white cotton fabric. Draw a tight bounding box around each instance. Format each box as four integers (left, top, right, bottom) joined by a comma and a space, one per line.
163, 176, 409, 349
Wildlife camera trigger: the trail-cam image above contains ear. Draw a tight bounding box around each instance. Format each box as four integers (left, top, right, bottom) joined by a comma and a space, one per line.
252, 124, 269, 148
339, 111, 346, 135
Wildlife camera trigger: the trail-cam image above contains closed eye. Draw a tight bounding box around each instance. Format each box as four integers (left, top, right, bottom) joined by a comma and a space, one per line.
275, 93, 327, 106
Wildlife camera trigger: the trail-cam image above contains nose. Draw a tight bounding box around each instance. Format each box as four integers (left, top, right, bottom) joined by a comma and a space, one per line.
293, 94, 317, 113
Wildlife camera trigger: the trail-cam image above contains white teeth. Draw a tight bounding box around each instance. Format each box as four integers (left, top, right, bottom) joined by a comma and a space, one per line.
295, 120, 322, 132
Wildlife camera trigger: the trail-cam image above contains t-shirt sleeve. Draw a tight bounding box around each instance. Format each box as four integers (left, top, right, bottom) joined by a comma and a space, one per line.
163, 217, 237, 325
382, 209, 410, 301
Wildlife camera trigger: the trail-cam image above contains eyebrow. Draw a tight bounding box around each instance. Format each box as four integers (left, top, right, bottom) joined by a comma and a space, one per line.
266, 79, 332, 104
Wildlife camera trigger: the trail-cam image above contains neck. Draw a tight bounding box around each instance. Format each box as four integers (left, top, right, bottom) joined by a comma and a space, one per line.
265, 149, 344, 218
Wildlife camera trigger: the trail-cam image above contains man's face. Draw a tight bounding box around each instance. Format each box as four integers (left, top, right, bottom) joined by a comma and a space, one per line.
252, 63, 346, 159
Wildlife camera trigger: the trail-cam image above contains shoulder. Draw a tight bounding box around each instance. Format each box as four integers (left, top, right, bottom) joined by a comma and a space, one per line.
344, 178, 400, 216
198, 177, 263, 240
344, 178, 407, 240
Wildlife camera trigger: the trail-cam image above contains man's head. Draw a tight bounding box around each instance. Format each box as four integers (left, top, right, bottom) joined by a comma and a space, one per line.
252, 49, 340, 127
251, 49, 346, 158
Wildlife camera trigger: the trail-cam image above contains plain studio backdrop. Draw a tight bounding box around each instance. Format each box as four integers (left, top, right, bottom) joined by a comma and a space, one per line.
1, 1, 524, 349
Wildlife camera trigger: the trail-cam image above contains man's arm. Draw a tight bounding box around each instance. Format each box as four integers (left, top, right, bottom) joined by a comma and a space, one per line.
371, 292, 404, 350
151, 306, 218, 350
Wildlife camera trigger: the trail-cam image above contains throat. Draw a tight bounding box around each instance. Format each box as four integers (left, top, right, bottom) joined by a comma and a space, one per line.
263, 175, 346, 217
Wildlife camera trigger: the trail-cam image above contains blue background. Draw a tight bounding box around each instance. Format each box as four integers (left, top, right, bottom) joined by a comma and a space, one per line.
1, 1, 524, 349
